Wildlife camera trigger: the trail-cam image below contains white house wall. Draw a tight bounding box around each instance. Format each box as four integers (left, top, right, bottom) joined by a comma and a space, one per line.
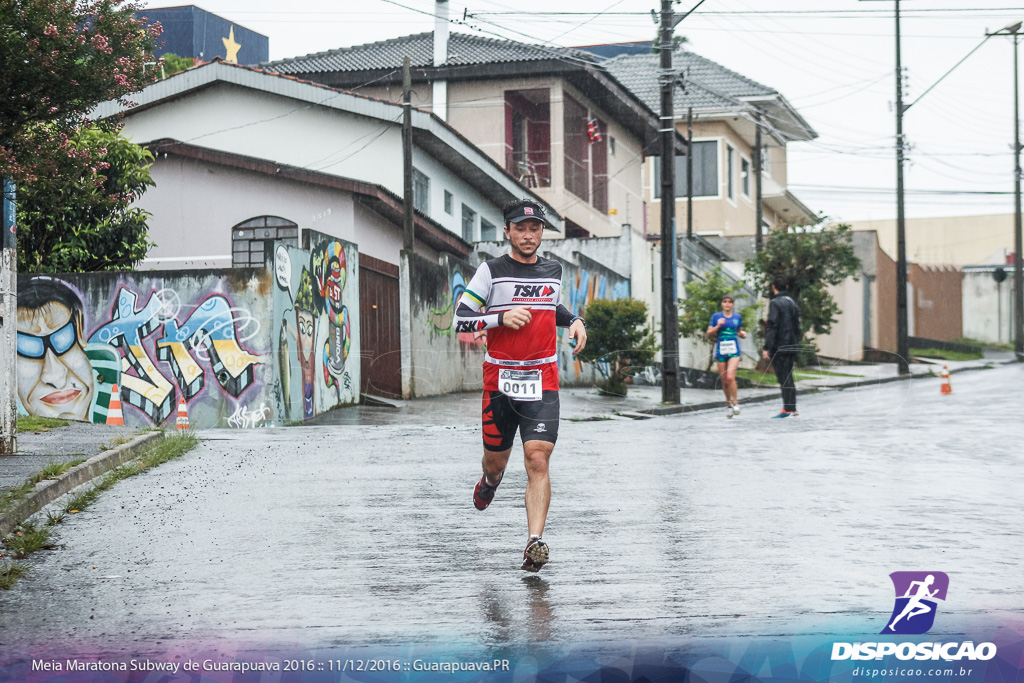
122, 82, 505, 245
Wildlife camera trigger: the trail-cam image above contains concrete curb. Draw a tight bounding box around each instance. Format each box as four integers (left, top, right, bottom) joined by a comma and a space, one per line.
0, 431, 164, 538
636, 362, 993, 417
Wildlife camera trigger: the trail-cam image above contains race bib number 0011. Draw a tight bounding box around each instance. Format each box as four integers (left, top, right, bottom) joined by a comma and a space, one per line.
499, 369, 542, 401
718, 339, 739, 356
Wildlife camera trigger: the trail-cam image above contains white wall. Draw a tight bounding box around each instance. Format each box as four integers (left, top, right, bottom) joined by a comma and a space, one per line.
138, 155, 438, 270
963, 269, 1016, 343
123, 83, 506, 246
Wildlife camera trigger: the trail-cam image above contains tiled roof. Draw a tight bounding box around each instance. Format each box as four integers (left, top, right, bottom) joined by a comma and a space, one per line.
264, 31, 597, 74
603, 50, 774, 114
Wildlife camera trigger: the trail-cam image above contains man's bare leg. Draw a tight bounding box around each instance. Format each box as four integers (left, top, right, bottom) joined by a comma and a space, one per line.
523, 440, 554, 538
482, 448, 512, 486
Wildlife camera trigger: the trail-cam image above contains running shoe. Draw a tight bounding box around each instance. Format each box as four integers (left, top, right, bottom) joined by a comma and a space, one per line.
473, 473, 502, 510
733, 404, 741, 417
726, 406, 734, 419
521, 536, 549, 572
771, 410, 795, 419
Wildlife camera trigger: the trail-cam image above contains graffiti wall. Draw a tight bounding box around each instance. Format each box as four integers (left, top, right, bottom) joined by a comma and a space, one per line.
16, 270, 274, 429
549, 252, 631, 387
272, 231, 360, 422
401, 251, 484, 397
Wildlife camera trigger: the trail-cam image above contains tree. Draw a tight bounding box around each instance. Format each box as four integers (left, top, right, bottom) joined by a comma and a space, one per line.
160, 52, 195, 78
17, 124, 155, 273
0, 0, 160, 182
679, 265, 757, 369
577, 298, 658, 396
744, 223, 862, 340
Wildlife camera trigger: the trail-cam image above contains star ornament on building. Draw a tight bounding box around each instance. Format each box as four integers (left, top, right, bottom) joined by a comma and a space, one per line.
222, 26, 241, 64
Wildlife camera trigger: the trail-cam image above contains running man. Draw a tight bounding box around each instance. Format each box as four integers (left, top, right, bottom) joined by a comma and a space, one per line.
708, 295, 747, 417
887, 574, 939, 632
454, 198, 587, 572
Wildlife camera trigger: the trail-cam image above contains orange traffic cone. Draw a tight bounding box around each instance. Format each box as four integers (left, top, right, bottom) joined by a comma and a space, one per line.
940, 364, 953, 395
106, 384, 124, 426
176, 396, 189, 430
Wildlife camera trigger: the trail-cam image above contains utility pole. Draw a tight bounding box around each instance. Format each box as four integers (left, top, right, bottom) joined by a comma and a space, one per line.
659, 0, 681, 404
985, 22, 1024, 361
1014, 30, 1023, 361
402, 56, 415, 253
1, 179, 16, 454
894, 0, 910, 375
686, 106, 693, 241
754, 115, 763, 250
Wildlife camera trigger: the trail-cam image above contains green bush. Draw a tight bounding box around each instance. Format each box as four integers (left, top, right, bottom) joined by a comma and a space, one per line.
577, 298, 658, 396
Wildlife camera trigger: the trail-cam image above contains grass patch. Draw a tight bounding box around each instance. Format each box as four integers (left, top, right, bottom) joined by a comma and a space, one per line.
65, 432, 198, 515
910, 347, 983, 362
2, 522, 55, 558
0, 562, 26, 590
38, 459, 87, 480
3, 431, 198, 590
802, 368, 861, 378
954, 336, 1010, 351
736, 368, 779, 385
16, 416, 69, 433
0, 459, 85, 515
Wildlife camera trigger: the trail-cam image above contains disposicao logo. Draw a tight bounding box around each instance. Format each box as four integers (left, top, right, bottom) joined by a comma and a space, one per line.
883, 571, 948, 634
831, 572, 997, 663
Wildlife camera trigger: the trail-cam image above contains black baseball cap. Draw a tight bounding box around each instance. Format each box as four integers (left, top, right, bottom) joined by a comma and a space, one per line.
503, 200, 547, 226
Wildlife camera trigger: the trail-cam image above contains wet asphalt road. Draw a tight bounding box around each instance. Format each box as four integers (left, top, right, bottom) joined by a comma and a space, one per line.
0, 366, 1021, 660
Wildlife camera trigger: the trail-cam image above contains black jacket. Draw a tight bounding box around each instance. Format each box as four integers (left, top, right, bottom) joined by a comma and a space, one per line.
764, 290, 801, 355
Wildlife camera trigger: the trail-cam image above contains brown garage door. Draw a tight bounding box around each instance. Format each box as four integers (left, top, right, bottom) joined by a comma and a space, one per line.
359, 255, 402, 399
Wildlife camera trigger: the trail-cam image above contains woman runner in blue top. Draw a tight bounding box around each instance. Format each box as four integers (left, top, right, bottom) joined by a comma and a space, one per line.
707, 295, 747, 417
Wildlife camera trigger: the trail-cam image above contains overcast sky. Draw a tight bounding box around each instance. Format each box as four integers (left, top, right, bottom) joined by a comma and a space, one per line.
148, 0, 1024, 224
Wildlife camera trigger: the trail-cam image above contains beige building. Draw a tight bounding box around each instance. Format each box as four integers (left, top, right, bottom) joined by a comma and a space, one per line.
604, 48, 819, 239
846, 213, 1015, 266
263, 30, 676, 242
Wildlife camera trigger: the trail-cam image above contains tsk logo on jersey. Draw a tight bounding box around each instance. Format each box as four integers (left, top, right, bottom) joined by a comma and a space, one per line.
882, 571, 949, 634
455, 320, 488, 333
512, 284, 555, 299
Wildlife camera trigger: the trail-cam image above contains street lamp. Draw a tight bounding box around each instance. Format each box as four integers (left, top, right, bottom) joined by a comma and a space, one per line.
987, 21, 1024, 362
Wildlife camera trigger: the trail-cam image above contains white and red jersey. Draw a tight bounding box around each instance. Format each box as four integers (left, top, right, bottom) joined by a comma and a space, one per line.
454, 254, 574, 391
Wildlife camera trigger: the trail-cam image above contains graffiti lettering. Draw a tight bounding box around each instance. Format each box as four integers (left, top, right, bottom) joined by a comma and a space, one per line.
227, 402, 271, 429
89, 288, 177, 424
156, 295, 261, 399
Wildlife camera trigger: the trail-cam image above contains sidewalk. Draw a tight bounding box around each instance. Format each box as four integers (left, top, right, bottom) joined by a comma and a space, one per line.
1, 424, 137, 495
313, 350, 1005, 426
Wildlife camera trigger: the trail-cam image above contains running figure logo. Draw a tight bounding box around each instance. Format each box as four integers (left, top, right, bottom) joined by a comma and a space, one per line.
882, 571, 949, 634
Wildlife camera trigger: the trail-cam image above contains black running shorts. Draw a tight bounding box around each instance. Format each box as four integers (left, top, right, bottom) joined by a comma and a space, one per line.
481, 390, 559, 452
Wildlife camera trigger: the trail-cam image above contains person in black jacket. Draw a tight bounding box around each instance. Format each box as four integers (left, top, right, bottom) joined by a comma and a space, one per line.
761, 275, 802, 418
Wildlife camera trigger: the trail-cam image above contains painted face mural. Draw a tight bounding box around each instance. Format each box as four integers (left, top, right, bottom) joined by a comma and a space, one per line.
16, 278, 121, 423
294, 267, 317, 419
17, 284, 94, 419
17, 275, 266, 428
311, 240, 351, 388
274, 237, 357, 423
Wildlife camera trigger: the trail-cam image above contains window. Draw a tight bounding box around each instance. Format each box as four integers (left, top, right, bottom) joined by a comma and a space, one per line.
461, 204, 476, 241
505, 89, 551, 187
653, 140, 719, 198
726, 145, 735, 201
444, 190, 453, 215
762, 147, 771, 176
232, 216, 298, 267
412, 168, 429, 214
741, 158, 750, 197
563, 94, 589, 202
480, 217, 497, 241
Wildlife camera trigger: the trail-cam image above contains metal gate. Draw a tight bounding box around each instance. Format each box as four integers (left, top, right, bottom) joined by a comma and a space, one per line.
359, 255, 402, 399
